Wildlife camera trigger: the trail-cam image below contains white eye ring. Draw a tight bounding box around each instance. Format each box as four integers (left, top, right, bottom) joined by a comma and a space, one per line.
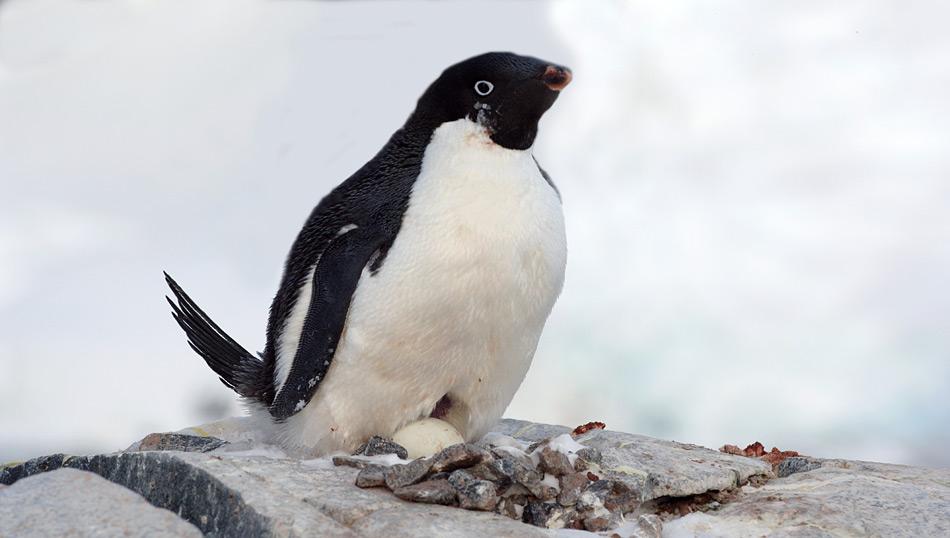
474, 80, 494, 96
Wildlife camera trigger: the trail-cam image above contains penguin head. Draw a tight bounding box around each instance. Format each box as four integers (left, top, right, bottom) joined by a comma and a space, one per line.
412, 52, 572, 150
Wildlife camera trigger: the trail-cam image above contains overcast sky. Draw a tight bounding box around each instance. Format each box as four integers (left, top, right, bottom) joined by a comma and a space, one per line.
1, 0, 948, 467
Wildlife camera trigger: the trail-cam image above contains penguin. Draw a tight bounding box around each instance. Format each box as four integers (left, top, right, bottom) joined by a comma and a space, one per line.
165, 51, 572, 456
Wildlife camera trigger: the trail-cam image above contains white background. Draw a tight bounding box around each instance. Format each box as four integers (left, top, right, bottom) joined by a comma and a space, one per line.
1, 0, 948, 467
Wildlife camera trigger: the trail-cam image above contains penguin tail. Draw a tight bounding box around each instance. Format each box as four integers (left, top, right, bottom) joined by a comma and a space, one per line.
164, 271, 269, 401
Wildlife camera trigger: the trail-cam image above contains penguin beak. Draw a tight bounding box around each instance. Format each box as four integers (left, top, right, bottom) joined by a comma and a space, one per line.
541, 65, 572, 91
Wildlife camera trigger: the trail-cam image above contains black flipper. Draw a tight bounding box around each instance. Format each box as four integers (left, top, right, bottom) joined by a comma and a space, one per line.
533, 155, 560, 200
270, 226, 389, 420
164, 272, 269, 401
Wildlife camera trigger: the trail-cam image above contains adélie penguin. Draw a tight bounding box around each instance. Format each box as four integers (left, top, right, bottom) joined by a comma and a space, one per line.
165, 52, 572, 456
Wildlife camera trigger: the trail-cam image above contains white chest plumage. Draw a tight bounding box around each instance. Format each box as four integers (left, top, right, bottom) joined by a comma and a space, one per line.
274, 119, 567, 454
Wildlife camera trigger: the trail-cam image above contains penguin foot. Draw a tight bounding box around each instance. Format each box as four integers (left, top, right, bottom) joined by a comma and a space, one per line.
429, 394, 453, 419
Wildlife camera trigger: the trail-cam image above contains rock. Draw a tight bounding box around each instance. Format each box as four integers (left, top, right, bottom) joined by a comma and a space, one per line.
663, 460, 950, 537
496, 418, 772, 502
3, 418, 947, 537
428, 443, 491, 474
392, 478, 457, 505
129, 432, 227, 453
332, 455, 376, 469
354, 464, 387, 488
0, 468, 202, 537
587, 479, 640, 513
383, 457, 433, 490
776, 455, 822, 478
575, 446, 603, 465
455, 479, 499, 511
467, 460, 513, 489
632, 514, 663, 538
536, 445, 574, 477
557, 471, 590, 506
353, 436, 408, 460
521, 500, 575, 529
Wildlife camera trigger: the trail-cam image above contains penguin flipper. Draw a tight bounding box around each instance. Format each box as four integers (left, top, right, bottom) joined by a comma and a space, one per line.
164, 272, 269, 401
269, 226, 389, 420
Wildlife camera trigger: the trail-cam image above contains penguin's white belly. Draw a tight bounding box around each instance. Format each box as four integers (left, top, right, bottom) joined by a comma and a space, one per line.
277, 119, 566, 455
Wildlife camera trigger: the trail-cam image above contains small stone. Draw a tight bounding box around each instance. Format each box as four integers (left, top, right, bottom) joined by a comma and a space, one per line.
353, 436, 409, 460
384, 457, 433, 490
495, 497, 523, 520
557, 472, 590, 506
526, 476, 559, 501
133, 433, 227, 453
522, 501, 574, 529
587, 479, 640, 513
392, 478, 457, 505
490, 447, 534, 469
537, 446, 574, 477
354, 464, 386, 488
575, 447, 603, 465
776, 456, 822, 478
447, 469, 475, 489
583, 516, 611, 532
456, 479, 498, 511
332, 456, 372, 469
429, 443, 492, 474
633, 514, 663, 538
468, 461, 513, 489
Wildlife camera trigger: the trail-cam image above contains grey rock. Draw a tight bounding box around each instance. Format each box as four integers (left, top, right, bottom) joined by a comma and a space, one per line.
351, 502, 548, 538
537, 445, 574, 477
392, 478, 457, 505
4, 418, 947, 538
447, 468, 475, 489
498, 418, 772, 502
354, 464, 387, 488
332, 455, 376, 469
587, 479, 640, 513
455, 478, 499, 511
128, 432, 227, 453
575, 446, 602, 465
776, 456, 823, 478
664, 460, 950, 538
557, 471, 590, 506
521, 500, 576, 529
0, 468, 202, 537
632, 514, 663, 538
467, 460, 513, 489
383, 457, 433, 490
428, 443, 491, 474
353, 436, 408, 460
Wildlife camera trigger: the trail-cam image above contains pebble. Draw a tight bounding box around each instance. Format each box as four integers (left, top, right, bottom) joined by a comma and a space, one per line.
383, 458, 433, 490
557, 472, 590, 506
353, 436, 409, 460
392, 478, 457, 505
537, 446, 575, 477
587, 479, 640, 513
522, 501, 576, 529
429, 443, 491, 474
456, 479, 498, 511
354, 464, 386, 488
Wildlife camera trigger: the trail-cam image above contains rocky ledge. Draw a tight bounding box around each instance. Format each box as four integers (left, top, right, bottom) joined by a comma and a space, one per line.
2, 419, 948, 537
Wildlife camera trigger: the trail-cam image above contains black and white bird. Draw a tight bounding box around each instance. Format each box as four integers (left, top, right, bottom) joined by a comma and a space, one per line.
165, 52, 571, 456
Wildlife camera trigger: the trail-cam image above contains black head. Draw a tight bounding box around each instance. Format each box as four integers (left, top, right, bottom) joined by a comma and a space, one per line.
409, 52, 572, 150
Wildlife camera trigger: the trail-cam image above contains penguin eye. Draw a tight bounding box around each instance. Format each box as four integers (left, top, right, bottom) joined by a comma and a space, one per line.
474, 80, 494, 96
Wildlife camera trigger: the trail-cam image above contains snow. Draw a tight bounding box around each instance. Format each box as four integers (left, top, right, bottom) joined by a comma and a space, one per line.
547, 433, 588, 465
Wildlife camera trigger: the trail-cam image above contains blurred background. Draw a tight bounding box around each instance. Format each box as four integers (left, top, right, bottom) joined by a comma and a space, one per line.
1, 0, 948, 467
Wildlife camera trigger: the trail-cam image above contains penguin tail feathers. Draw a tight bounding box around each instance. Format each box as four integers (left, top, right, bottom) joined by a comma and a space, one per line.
164, 271, 269, 402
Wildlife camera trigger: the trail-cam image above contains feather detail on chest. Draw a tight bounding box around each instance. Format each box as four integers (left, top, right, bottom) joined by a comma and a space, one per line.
392, 118, 567, 308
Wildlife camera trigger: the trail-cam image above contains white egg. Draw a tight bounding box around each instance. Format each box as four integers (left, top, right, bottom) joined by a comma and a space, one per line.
392, 418, 464, 459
